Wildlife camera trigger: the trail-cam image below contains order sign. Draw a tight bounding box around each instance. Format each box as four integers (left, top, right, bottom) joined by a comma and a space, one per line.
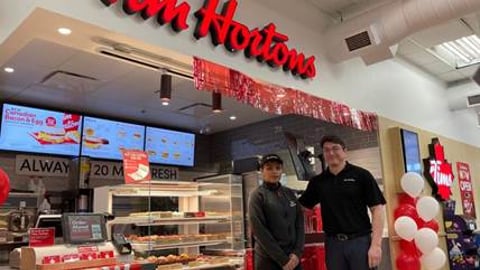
122, 150, 151, 184
29, 228, 55, 247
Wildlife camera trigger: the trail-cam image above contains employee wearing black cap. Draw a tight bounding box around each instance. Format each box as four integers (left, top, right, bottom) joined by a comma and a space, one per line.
248, 154, 305, 270
299, 135, 386, 270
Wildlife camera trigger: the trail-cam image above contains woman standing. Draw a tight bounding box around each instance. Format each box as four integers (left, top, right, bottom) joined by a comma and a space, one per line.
248, 154, 305, 270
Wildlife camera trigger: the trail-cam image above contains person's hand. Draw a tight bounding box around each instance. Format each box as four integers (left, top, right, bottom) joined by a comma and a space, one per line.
282, 254, 299, 270
282, 262, 294, 270
289, 254, 299, 267
368, 244, 382, 268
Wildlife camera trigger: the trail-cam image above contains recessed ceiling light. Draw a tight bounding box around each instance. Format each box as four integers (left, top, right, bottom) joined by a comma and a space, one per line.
4, 67, 14, 73
57, 27, 72, 35
161, 101, 169, 106
229, 115, 237, 120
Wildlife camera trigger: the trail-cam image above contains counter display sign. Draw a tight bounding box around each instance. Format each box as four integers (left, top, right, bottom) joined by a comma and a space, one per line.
456, 162, 476, 218
0, 104, 82, 156
81, 117, 145, 160
145, 127, 195, 166
122, 149, 151, 184
29, 227, 55, 247
62, 213, 107, 244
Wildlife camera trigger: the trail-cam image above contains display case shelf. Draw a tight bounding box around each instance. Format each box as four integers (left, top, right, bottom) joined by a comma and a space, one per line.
131, 240, 230, 252
110, 216, 231, 226
94, 177, 244, 259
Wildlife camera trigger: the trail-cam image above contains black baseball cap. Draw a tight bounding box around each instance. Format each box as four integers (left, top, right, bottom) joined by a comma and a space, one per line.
259, 154, 283, 167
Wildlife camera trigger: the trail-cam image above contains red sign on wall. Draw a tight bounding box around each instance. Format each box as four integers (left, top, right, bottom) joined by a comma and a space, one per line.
456, 162, 476, 218
423, 138, 454, 201
99, 0, 317, 79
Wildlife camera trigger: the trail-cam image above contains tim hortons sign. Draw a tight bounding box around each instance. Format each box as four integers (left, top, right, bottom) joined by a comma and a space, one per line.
99, 0, 317, 79
423, 138, 454, 201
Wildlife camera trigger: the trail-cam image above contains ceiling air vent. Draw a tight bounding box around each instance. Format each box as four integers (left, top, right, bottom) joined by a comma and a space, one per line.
40, 70, 101, 93
467, 94, 480, 107
96, 46, 192, 78
345, 31, 372, 52
177, 103, 213, 118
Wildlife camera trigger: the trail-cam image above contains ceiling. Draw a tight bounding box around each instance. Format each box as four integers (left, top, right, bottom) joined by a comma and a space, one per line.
396, 17, 480, 84
1, 1, 480, 134
307, 0, 480, 84
0, 9, 275, 134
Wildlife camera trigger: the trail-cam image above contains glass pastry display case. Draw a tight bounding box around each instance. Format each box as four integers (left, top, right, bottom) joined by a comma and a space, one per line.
93, 179, 244, 269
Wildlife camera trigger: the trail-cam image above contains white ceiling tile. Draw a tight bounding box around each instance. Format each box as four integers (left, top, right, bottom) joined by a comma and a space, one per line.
458, 65, 479, 77
59, 51, 135, 82
397, 40, 422, 55
0, 65, 51, 90
14, 85, 86, 108
421, 60, 455, 75
400, 50, 437, 66
6, 39, 77, 69
438, 71, 468, 82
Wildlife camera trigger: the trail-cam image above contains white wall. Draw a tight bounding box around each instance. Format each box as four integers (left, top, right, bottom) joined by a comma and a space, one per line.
1, 0, 479, 146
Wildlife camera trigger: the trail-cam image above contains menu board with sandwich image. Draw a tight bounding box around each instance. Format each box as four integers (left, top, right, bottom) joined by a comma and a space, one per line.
0, 103, 82, 156
145, 127, 195, 166
81, 117, 145, 160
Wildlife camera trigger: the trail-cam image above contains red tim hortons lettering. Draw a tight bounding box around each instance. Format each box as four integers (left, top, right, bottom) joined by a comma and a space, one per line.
194, 0, 316, 79
100, 0, 317, 79
100, 0, 190, 32
194, 0, 236, 45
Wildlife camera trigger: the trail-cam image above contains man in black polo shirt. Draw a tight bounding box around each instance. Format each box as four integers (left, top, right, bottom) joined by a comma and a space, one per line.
299, 135, 386, 270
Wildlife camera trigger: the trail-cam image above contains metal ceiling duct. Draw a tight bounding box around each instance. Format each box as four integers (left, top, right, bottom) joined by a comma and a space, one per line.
325, 0, 480, 65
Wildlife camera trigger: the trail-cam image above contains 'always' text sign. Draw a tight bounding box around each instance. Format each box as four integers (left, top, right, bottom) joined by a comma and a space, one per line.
16, 155, 70, 177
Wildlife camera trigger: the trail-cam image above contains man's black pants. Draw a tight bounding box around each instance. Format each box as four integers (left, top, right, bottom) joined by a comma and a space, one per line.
325, 234, 375, 270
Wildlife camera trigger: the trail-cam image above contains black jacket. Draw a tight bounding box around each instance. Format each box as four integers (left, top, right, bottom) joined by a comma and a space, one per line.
248, 182, 305, 267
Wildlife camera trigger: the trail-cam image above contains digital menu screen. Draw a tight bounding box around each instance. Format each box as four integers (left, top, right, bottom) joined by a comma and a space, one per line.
0, 103, 82, 156
401, 129, 422, 174
62, 213, 106, 244
145, 127, 195, 166
81, 117, 145, 160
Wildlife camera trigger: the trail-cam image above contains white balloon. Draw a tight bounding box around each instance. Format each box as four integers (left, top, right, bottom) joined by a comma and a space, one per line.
416, 196, 439, 222
421, 247, 447, 270
394, 216, 418, 241
401, 172, 424, 198
414, 228, 438, 254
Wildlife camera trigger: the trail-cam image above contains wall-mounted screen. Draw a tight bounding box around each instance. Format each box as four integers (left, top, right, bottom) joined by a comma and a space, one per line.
0, 103, 82, 156
400, 129, 422, 174
145, 127, 195, 166
81, 117, 145, 160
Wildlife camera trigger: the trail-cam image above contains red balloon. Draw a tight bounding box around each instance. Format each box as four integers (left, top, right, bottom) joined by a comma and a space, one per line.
398, 193, 417, 206
394, 204, 418, 220
396, 252, 421, 270
0, 168, 10, 206
399, 240, 421, 257
421, 219, 440, 233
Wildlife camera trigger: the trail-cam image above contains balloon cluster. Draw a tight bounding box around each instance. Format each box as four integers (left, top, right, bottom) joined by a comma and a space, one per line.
0, 167, 10, 206
394, 172, 447, 270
